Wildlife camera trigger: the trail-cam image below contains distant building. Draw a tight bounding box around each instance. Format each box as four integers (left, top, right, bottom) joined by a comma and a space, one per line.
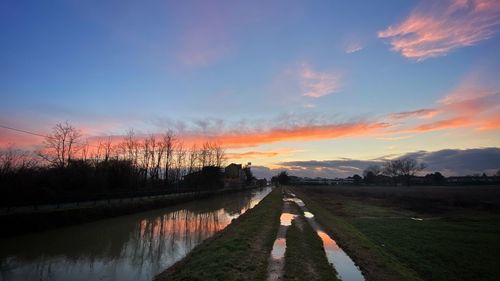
289, 176, 355, 185
183, 166, 224, 189
224, 163, 247, 188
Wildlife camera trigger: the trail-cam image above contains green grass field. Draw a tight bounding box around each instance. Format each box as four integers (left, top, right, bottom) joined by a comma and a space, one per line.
294, 185, 500, 281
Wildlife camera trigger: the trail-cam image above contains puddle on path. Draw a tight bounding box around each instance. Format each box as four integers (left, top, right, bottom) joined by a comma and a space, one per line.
267, 197, 297, 281
303, 211, 314, 218
270, 238, 286, 259
288, 193, 365, 281
280, 213, 297, 226
283, 197, 305, 207
317, 230, 365, 281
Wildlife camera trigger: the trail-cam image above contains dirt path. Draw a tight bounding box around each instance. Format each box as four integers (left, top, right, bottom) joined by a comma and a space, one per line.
266, 191, 299, 281
282, 190, 339, 281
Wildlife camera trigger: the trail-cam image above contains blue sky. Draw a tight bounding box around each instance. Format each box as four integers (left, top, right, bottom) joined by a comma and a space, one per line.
1, 0, 499, 176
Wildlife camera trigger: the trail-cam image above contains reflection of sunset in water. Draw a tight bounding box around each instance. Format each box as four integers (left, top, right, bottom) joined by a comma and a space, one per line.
317, 230, 340, 251
271, 238, 286, 259
280, 213, 296, 226
139, 209, 230, 239
0, 187, 273, 281
316, 230, 364, 281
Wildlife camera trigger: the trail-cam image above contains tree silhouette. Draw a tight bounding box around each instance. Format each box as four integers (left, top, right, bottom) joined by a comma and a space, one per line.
383, 158, 425, 185
38, 122, 82, 168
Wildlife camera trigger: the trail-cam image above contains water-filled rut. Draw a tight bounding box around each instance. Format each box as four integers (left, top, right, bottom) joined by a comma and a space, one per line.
285, 191, 365, 281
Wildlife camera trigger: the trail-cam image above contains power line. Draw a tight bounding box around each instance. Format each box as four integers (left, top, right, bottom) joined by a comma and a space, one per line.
0, 123, 100, 148
0, 124, 49, 139
0, 123, 215, 153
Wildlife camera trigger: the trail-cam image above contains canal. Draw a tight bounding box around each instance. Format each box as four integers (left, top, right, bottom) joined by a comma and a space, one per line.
0, 187, 273, 281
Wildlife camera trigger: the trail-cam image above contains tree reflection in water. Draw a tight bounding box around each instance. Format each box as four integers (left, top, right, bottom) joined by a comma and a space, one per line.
0, 187, 272, 281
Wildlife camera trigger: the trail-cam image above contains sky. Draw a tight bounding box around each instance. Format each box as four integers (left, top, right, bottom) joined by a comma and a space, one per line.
1, 0, 499, 178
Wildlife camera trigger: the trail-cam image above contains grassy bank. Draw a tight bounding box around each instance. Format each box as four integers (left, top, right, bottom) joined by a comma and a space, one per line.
0, 187, 258, 238
155, 187, 282, 281
294, 185, 500, 281
284, 208, 338, 281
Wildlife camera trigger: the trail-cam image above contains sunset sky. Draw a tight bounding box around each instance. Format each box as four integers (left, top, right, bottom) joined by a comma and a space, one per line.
1, 0, 500, 178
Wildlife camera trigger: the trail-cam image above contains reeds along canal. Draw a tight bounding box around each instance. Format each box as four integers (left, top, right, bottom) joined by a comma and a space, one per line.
0, 187, 273, 281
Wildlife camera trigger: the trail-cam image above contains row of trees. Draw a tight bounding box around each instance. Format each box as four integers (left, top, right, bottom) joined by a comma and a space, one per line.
0, 122, 228, 206
35, 122, 226, 183
362, 158, 426, 185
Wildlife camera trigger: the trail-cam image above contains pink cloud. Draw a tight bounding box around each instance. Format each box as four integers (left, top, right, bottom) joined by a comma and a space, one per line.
378, 0, 500, 60
402, 74, 500, 132
300, 64, 341, 98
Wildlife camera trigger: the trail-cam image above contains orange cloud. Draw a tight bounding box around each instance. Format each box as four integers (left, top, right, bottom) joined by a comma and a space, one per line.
477, 117, 500, 130
182, 121, 390, 148
226, 148, 298, 160
227, 151, 281, 159
378, 0, 500, 60
408, 117, 472, 132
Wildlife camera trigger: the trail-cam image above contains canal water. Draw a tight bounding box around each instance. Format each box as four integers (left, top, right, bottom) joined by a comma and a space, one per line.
0, 187, 273, 281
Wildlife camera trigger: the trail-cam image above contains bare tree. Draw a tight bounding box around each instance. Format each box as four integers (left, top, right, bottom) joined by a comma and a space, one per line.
0, 148, 37, 175
363, 164, 382, 184
98, 136, 114, 162
161, 131, 175, 185
214, 142, 226, 168
121, 129, 140, 166
38, 122, 82, 168
188, 144, 199, 174
363, 164, 381, 178
173, 142, 186, 185
383, 158, 425, 185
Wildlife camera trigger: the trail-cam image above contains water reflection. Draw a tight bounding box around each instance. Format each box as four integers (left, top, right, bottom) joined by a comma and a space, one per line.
279, 213, 296, 226
318, 229, 364, 281
0, 187, 272, 281
303, 211, 314, 218
270, 238, 286, 259
283, 198, 305, 207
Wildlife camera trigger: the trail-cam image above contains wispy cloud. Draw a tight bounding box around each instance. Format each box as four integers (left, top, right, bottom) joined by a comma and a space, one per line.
389, 108, 439, 120
409, 117, 472, 132
226, 148, 298, 160
300, 64, 342, 98
378, 0, 500, 60
345, 42, 364, 54
404, 88, 499, 132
